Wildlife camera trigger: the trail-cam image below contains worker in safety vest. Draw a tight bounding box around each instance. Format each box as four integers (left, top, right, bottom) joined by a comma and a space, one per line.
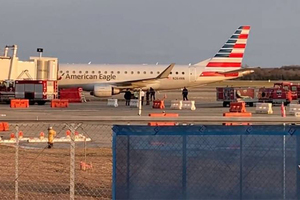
48, 126, 56, 149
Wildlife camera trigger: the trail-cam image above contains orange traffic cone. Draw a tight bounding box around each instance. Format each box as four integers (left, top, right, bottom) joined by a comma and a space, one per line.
281, 102, 286, 117
39, 132, 45, 139
66, 130, 71, 137
10, 133, 15, 140
18, 131, 23, 139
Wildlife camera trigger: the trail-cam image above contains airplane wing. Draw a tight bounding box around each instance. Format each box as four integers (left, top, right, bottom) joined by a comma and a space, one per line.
112, 63, 175, 88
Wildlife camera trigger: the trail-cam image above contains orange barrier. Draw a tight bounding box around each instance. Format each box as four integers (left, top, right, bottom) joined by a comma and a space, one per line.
223, 112, 252, 117
148, 122, 176, 126
149, 113, 179, 117
0, 122, 9, 131
223, 102, 252, 125
10, 99, 29, 108
223, 123, 252, 126
229, 102, 246, 113
152, 100, 165, 109
148, 112, 178, 126
3, 122, 9, 131
51, 99, 69, 108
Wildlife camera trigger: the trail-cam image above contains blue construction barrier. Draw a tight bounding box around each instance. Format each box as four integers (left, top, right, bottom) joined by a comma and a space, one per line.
112, 125, 300, 200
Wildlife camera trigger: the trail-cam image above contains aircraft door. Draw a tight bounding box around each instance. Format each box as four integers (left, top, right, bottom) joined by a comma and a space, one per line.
188, 66, 197, 82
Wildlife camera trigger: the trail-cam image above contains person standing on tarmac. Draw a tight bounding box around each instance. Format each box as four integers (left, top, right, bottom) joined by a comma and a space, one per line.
124, 89, 131, 106
150, 87, 155, 101
182, 87, 188, 101
133, 90, 139, 99
146, 89, 150, 105
48, 126, 56, 149
140, 90, 145, 105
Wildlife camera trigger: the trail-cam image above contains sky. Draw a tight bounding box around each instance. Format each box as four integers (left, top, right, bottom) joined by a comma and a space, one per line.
0, 0, 300, 67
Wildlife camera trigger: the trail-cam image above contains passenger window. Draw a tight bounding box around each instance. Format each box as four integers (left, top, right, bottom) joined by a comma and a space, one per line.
157, 71, 160, 74
66, 71, 69, 73
79, 71, 82, 74
72, 71, 75, 74
111, 71, 114, 74
85, 71, 88, 74
98, 71, 101, 74
137, 71, 140, 74
117, 71, 120, 74
60, 70, 63, 73
150, 71, 153, 74
131, 71, 134, 74
144, 71, 146, 74
170, 72, 172, 74
104, 71, 107, 74
125, 71, 127, 74
176, 72, 178, 74
182, 72, 185, 75
92, 71, 95, 74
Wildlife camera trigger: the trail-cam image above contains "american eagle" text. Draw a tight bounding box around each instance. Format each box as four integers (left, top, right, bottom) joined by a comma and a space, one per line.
65, 74, 116, 81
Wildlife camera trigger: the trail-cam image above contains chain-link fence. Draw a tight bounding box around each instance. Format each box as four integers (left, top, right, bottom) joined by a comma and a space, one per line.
0, 122, 113, 199
2, 121, 300, 199
113, 125, 300, 200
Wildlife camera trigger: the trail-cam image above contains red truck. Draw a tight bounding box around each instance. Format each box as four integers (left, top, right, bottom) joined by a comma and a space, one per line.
258, 87, 292, 105
0, 80, 15, 104
216, 87, 259, 107
14, 80, 58, 105
273, 82, 298, 100
257, 82, 296, 105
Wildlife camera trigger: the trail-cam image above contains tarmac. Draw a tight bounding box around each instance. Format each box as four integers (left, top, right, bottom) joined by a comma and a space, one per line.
0, 88, 298, 122
0, 87, 299, 149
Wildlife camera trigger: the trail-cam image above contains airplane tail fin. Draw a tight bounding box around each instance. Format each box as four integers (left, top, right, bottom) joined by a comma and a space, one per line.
204, 25, 250, 71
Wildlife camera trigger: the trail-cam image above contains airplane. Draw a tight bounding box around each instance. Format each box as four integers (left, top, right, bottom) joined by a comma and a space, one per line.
57, 25, 253, 97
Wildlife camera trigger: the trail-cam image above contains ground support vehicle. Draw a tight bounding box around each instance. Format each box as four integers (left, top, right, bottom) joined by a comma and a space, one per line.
216, 87, 259, 107
0, 80, 15, 104
258, 87, 292, 106
14, 80, 58, 105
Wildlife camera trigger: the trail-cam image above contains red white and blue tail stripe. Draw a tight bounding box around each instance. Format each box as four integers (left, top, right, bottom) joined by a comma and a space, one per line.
205, 25, 250, 70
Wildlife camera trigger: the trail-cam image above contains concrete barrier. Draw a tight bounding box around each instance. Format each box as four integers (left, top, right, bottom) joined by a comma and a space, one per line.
107, 99, 118, 107
170, 100, 182, 110
288, 104, 300, 115
130, 99, 139, 108
182, 101, 196, 111
255, 103, 273, 114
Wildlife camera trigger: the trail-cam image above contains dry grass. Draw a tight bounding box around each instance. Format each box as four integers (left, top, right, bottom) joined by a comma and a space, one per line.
0, 145, 112, 199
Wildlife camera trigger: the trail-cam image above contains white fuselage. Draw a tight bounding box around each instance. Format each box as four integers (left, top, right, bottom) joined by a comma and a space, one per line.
58, 62, 241, 91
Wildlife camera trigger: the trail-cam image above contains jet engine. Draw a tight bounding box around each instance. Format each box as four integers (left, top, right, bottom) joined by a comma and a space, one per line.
91, 84, 121, 97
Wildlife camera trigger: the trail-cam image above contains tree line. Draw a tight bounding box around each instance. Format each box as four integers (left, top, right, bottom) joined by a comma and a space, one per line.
239, 65, 300, 80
